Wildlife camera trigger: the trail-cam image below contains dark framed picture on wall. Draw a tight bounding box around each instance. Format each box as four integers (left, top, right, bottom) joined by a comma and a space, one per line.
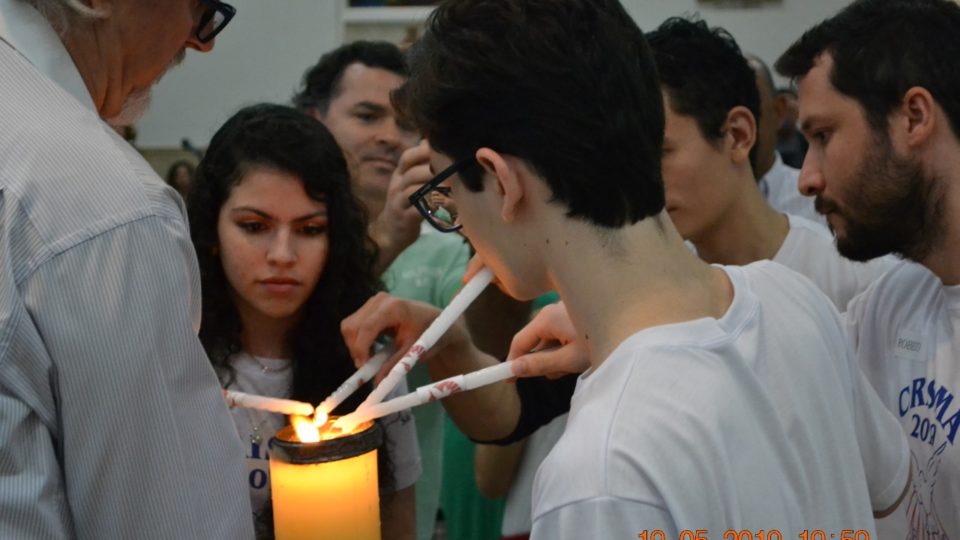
698, 0, 782, 6
349, 0, 440, 6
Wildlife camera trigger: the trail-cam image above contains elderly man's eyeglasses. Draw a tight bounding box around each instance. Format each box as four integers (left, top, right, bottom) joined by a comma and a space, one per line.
408, 157, 473, 233
197, 0, 236, 44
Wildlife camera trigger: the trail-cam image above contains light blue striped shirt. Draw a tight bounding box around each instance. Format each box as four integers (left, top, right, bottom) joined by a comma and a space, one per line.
0, 1, 254, 537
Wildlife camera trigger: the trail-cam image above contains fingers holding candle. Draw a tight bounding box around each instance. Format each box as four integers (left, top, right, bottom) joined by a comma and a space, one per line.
507, 302, 590, 379
359, 267, 495, 408
341, 292, 437, 367
341, 292, 476, 386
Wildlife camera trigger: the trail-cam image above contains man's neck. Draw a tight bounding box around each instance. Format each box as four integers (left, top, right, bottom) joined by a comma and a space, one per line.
235, 302, 298, 360
543, 212, 734, 369
756, 150, 777, 180
60, 24, 117, 118
921, 175, 960, 286
692, 171, 790, 266
915, 140, 960, 285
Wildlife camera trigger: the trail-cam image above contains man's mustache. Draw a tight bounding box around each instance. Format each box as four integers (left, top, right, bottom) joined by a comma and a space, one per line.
815, 195, 840, 215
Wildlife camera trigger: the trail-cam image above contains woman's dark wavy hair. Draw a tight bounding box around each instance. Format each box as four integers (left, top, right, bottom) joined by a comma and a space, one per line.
189, 103, 380, 410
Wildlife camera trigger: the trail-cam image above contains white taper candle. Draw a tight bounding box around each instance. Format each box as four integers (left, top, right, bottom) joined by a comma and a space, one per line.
356, 267, 495, 410
223, 390, 314, 416
315, 348, 391, 416
335, 360, 516, 432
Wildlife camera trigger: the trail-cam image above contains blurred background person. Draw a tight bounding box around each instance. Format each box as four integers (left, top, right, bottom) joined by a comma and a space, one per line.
165, 158, 196, 200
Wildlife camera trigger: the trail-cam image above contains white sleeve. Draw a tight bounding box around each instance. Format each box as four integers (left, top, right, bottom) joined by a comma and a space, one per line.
381, 380, 422, 492
531, 496, 678, 540
848, 348, 910, 511
19, 217, 253, 538
841, 290, 909, 511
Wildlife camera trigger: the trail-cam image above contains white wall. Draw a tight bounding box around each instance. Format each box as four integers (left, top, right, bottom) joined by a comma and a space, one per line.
136, 0, 343, 148
137, 0, 850, 149
622, 0, 848, 84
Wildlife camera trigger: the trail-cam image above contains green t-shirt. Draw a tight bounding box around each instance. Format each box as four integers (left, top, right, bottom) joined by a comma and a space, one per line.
383, 231, 470, 540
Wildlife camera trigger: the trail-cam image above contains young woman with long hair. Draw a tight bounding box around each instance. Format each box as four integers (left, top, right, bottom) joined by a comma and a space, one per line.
188, 103, 419, 539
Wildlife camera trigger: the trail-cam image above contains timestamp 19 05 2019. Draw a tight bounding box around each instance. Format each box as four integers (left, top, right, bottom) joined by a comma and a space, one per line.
639, 529, 871, 540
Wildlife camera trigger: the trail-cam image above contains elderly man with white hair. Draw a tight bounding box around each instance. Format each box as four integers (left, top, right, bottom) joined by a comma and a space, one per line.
0, 0, 253, 538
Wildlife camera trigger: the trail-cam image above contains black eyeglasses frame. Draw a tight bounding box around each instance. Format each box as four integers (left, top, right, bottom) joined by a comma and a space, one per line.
408, 156, 474, 233
196, 0, 236, 44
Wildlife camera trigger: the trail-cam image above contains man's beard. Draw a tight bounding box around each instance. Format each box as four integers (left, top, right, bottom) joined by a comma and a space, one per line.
106, 87, 152, 127
818, 133, 944, 263
106, 49, 186, 128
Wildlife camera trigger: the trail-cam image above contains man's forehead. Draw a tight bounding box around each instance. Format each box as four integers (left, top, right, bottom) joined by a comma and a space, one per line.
334, 63, 407, 104
796, 54, 853, 126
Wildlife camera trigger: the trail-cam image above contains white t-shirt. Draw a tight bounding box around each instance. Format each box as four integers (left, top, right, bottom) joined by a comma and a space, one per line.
531, 262, 909, 539
774, 214, 896, 310
225, 352, 422, 519
845, 262, 960, 540
501, 414, 567, 537
760, 152, 827, 227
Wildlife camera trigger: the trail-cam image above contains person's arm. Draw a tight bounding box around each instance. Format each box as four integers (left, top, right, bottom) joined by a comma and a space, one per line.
532, 498, 678, 540
21, 216, 253, 538
475, 439, 528, 499
841, 302, 911, 517
370, 141, 433, 276
380, 485, 416, 540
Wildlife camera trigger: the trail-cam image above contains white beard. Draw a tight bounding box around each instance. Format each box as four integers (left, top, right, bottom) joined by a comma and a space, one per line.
105, 48, 186, 128
105, 87, 152, 128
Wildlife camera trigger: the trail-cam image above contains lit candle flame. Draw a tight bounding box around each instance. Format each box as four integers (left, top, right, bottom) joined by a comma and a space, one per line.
291, 415, 320, 443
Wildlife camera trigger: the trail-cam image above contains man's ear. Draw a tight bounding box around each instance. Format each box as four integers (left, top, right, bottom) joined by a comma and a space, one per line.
475, 148, 523, 223
724, 106, 758, 166
897, 87, 936, 149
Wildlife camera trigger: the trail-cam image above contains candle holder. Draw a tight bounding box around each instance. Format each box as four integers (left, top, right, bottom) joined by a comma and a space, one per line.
269, 419, 383, 540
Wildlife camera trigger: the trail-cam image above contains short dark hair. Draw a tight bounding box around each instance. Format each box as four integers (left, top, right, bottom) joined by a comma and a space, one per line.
647, 17, 760, 162
292, 40, 408, 115
776, 0, 960, 138
393, 0, 665, 228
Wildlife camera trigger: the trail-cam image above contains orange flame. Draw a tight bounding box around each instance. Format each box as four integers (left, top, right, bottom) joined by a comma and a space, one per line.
291, 415, 320, 443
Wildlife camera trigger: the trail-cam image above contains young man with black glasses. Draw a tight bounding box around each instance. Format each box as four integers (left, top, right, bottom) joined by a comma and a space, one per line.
343, 0, 908, 535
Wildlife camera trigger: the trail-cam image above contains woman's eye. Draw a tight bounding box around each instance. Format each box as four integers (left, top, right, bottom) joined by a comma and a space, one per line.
238, 221, 265, 233
301, 224, 327, 236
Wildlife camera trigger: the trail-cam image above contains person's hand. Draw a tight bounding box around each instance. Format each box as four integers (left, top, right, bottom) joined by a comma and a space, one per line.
506, 302, 590, 379
341, 292, 471, 384
370, 140, 432, 266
